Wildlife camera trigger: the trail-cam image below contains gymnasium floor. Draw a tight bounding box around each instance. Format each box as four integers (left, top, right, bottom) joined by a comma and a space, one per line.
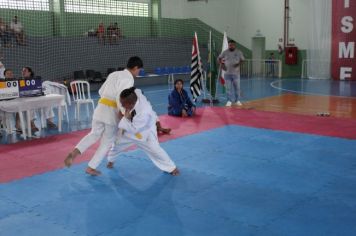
1, 78, 356, 235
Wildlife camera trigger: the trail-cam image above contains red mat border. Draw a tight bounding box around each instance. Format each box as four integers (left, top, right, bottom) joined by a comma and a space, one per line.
1, 107, 356, 183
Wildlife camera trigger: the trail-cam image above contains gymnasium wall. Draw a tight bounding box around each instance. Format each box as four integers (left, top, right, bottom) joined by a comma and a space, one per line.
161, 0, 310, 50
161, 0, 310, 77
1, 0, 305, 77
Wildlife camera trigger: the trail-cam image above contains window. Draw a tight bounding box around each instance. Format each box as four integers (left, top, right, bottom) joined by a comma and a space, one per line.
0, 0, 49, 11
64, 0, 149, 17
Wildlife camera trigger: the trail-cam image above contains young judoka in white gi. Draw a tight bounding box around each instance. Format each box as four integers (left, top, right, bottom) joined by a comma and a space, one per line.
64, 57, 143, 176
106, 87, 180, 176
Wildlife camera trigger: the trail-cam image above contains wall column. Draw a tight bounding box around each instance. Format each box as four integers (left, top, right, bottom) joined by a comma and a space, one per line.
151, 0, 161, 37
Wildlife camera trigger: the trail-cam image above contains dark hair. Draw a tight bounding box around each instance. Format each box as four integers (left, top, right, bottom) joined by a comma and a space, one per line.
3, 69, 12, 76
127, 56, 143, 69
23, 66, 34, 77
174, 79, 184, 86
228, 39, 236, 44
120, 87, 137, 103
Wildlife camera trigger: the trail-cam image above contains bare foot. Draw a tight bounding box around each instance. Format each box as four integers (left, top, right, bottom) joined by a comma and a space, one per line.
161, 128, 171, 134
107, 162, 114, 169
85, 167, 101, 176
170, 168, 180, 176
158, 127, 171, 135
64, 153, 74, 167
64, 149, 80, 167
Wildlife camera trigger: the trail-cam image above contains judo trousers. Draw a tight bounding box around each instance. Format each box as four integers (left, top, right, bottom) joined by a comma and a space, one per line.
76, 119, 118, 169
107, 131, 176, 173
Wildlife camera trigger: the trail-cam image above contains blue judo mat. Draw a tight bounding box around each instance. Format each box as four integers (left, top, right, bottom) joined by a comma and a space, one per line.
1, 125, 356, 236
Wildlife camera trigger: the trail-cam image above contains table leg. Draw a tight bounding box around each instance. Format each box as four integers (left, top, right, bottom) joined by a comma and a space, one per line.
18, 111, 27, 140
4, 112, 14, 134
26, 110, 32, 138
41, 108, 46, 129
58, 105, 62, 132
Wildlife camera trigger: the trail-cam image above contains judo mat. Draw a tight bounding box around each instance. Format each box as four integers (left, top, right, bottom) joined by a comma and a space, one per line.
1, 107, 356, 235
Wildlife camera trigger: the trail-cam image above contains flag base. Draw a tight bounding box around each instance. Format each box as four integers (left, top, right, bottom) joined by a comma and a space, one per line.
202, 98, 219, 104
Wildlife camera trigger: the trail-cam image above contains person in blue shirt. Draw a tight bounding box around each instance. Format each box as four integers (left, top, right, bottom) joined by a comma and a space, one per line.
168, 79, 195, 117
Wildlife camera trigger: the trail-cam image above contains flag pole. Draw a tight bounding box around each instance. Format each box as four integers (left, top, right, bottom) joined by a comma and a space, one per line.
203, 31, 213, 104
212, 40, 219, 103
209, 31, 212, 105
209, 32, 219, 104
217, 32, 228, 101
216, 64, 224, 101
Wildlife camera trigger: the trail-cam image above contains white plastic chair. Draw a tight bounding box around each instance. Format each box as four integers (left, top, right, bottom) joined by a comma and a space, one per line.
42, 81, 71, 123
70, 80, 95, 120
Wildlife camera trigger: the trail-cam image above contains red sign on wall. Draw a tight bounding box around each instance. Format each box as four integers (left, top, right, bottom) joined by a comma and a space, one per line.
331, 0, 356, 80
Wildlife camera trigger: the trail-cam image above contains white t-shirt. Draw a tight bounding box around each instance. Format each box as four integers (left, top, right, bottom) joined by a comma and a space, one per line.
10, 21, 23, 33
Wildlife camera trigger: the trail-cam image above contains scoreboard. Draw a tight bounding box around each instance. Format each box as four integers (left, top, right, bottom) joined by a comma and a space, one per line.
18, 78, 43, 97
0, 78, 43, 100
0, 80, 19, 100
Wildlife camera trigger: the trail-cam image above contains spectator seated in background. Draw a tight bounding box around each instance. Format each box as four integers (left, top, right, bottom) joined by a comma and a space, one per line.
107, 23, 114, 44
10, 16, 25, 46
112, 22, 121, 42
0, 18, 13, 48
168, 79, 195, 117
96, 22, 105, 44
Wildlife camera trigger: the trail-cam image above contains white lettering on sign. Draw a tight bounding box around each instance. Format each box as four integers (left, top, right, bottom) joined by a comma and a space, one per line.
341, 16, 353, 33
344, 0, 350, 8
339, 42, 355, 58
340, 67, 352, 80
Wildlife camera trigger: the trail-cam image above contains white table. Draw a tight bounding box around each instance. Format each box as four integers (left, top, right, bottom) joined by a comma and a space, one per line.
0, 94, 65, 139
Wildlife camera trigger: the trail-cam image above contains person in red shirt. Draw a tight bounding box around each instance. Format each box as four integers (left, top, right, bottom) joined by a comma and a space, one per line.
97, 22, 105, 44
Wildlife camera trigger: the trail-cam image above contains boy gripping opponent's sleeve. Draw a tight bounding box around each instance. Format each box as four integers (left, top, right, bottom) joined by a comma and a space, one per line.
107, 87, 180, 176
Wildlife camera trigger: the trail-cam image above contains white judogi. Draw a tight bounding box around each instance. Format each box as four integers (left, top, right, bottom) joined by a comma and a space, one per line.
76, 69, 134, 169
0, 61, 5, 79
107, 89, 176, 173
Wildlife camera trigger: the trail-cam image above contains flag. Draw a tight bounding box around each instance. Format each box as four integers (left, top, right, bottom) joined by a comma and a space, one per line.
206, 31, 217, 98
190, 32, 203, 101
219, 31, 229, 86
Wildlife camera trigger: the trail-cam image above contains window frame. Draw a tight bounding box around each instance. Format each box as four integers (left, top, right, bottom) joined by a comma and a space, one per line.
64, 0, 150, 17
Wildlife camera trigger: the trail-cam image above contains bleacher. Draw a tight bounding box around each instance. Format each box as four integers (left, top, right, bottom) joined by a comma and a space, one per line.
2, 36, 207, 85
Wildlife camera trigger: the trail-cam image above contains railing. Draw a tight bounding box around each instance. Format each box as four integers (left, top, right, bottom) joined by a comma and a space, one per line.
301, 59, 309, 79
241, 59, 282, 78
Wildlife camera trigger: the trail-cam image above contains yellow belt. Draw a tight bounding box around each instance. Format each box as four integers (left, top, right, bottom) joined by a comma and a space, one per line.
99, 98, 117, 108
